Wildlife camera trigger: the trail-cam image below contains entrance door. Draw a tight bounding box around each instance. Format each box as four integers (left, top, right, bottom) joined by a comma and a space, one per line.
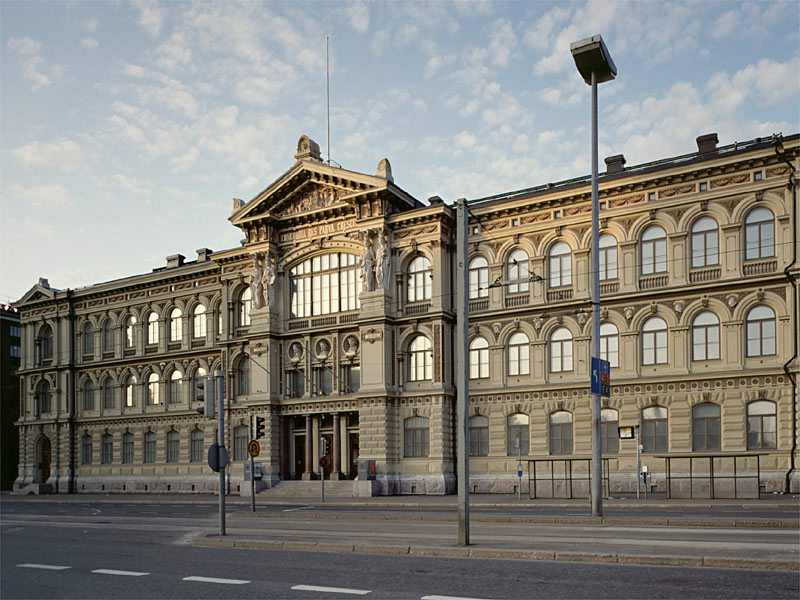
293, 434, 305, 480
349, 433, 359, 480
36, 437, 51, 483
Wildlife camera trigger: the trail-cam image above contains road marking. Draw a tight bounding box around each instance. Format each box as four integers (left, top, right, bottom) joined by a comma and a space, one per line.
183, 576, 250, 585
421, 596, 487, 600
292, 584, 371, 595
92, 569, 149, 577
283, 506, 312, 512
17, 563, 71, 570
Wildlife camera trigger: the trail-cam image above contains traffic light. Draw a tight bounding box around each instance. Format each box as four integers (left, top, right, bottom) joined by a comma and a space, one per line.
320, 437, 329, 456
195, 377, 215, 418
255, 416, 265, 439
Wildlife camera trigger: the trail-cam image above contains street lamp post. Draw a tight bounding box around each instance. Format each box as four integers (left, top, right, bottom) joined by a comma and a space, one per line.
570, 34, 617, 518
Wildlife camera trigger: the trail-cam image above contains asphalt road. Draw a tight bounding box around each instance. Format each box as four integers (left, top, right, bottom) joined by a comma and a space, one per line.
2, 507, 798, 600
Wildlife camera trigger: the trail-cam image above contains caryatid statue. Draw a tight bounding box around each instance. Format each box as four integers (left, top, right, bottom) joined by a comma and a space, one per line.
375, 231, 391, 291
359, 233, 376, 292
250, 252, 276, 310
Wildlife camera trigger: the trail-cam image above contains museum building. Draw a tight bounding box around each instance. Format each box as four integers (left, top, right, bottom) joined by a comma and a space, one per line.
12, 132, 800, 496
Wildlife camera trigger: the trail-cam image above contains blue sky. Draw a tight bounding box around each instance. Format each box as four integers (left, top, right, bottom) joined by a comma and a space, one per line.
2, 0, 799, 303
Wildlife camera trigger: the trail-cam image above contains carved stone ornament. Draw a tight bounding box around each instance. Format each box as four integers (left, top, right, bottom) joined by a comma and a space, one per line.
280, 186, 339, 217
624, 306, 635, 322
533, 317, 544, 332
577, 312, 588, 326
726, 294, 739, 308
315, 339, 331, 361
288, 342, 304, 364
343, 335, 360, 358
674, 300, 685, 314
701, 295, 709, 308
492, 322, 502, 335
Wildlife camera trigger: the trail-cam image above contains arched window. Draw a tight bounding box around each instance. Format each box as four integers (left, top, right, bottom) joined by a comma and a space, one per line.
601, 408, 619, 453
692, 403, 720, 451
548, 242, 572, 288
691, 217, 719, 267
747, 401, 777, 449
166, 430, 180, 463
599, 234, 618, 280
169, 308, 183, 342
239, 288, 252, 326
102, 319, 115, 352
469, 337, 489, 380
169, 371, 183, 404
143, 431, 156, 463
600, 323, 619, 367
641, 406, 667, 453
101, 433, 113, 464
122, 432, 134, 464
125, 316, 136, 348
290, 253, 360, 318
237, 357, 250, 396
82, 322, 94, 355
146, 373, 159, 405
469, 415, 489, 456
468, 256, 489, 299
745, 208, 774, 260
692, 311, 720, 361
507, 249, 529, 294
81, 379, 94, 411
746, 305, 776, 356
403, 416, 430, 457
549, 411, 573, 455
408, 336, 432, 382
102, 377, 114, 409
37, 380, 52, 414
506, 413, 529, 456
124, 375, 136, 407
40, 324, 53, 361
550, 327, 573, 372
190, 428, 204, 462
147, 312, 159, 345
193, 305, 206, 339
407, 256, 432, 303
81, 434, 93, 465
642, 317, 668, 365
641, 226, 667, 274
508, 332, 530, 376
234, 425, 249, 460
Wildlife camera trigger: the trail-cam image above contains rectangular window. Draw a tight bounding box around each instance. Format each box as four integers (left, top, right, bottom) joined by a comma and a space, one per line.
601, 421, 619, 453
167, 435, 179, 463
190, 432, 204, 462
234, 428, 248, 461
81, 437, 93, 465
144, 436, 156, 463
642, 419, 667, 453
102, 437, 113, 464
122, 436, 134, 464
469, 425, 489, 456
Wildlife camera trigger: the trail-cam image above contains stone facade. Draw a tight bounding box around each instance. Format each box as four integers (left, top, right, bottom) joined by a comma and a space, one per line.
13, 133, 800, 496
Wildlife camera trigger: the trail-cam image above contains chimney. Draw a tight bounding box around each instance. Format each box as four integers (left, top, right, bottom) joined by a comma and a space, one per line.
604, 154, 626, 174
38, 277, 50, 289
166, 254, 185, 269
196, 248, 213, 262
696, 133, 719, 155
427, 195, 444, 205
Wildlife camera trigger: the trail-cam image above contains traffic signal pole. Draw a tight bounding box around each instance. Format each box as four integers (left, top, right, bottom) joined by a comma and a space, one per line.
216, 370, 226, 536
249, 411, 255, 513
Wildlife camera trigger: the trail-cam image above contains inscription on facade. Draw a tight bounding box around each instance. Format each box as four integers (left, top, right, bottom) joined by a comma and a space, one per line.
280, 218, 357, 243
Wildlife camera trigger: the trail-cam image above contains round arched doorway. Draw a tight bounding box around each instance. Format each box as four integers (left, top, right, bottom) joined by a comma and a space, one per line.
35, 436, 51, 483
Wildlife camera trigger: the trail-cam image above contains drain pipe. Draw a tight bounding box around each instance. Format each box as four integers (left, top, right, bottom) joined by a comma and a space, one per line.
774, 135, 798, 493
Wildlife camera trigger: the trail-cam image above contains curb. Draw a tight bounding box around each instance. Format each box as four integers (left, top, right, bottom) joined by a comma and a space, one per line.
192, 535, 799, 571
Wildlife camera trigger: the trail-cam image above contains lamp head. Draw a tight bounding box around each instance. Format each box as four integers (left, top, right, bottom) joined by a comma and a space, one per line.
570, 34, 617, 85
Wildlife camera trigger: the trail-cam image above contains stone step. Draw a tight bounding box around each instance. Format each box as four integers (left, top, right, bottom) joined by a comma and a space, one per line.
259, 480, 357, 497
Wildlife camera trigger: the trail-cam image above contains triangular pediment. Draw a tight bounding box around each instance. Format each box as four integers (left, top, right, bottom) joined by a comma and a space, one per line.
230, 158, 421, 228
15, 283, 57, 306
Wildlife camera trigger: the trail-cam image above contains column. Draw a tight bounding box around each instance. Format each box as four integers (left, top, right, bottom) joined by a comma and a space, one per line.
302, 414, 313, 480
332, 413, 342, 480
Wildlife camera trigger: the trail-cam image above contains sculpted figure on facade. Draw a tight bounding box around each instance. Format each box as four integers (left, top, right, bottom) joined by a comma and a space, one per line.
250, 252, 276, 310
359, 233, 376, 292
375, 231, 391, 292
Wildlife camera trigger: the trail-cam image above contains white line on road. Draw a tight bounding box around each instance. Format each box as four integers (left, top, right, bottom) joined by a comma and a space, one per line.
183, 576, 250, 585
92, 569, 149, 577
292, 584, 371, 595
421, 596, 487, 600
283, 506, 312, 512
17, 563, 71, 570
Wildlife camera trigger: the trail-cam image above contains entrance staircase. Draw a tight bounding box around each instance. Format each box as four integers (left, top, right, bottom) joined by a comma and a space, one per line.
258, 480, 357, 498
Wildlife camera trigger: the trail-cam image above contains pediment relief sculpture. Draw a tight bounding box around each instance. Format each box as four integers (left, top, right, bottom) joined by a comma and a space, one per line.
279, 186, 340, 217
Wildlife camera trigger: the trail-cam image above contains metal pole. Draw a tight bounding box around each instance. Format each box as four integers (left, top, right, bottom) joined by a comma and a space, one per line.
455, 198, 470, 545
250, 412, 255, 513
216, 370, 226, 535
517, 439, 522, 500
590, 70, 604, 518
636, 425, 641, 500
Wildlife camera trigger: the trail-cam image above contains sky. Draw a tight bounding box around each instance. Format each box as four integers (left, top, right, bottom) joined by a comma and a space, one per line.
2, 0, 799, 304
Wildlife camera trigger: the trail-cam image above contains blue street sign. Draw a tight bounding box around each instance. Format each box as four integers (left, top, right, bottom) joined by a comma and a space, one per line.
591, 357, 611, 397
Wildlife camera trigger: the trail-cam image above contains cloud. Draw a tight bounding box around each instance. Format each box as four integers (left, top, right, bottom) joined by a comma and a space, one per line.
132, 0, 164, 37
347, 1, 369, 33
168, 147, 200, 172
7, 184, 75, 209
81, 38, 98, 49
79, 18, 99, 32
7, 36, 51, 89
487, 18, 516, 67
11, 139, 82, 172
156, 33, 192, 71
707, 57, 800, 111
